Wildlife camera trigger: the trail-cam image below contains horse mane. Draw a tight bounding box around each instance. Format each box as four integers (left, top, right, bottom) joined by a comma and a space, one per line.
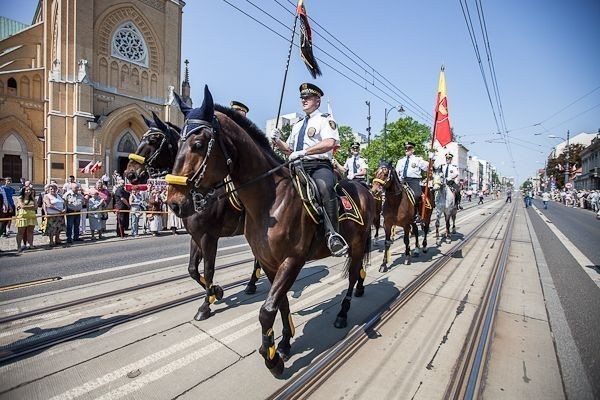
214, 104, 285, 164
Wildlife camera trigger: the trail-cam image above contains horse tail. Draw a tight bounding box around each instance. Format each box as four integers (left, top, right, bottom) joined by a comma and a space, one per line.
341, 230, 371, 278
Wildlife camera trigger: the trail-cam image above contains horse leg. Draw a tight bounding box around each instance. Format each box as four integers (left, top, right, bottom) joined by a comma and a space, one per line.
335, 255, 361, 328
421, 221, 429, 253
354, 236, 369, 297
194, 235, 222, 321
435, 210, 440, 240
244, 259, 261, 294
451, 214, 457, 234
379, 223, 393, 272
404, 226, 412, 265
445, 214, 452, 244
187, 239, 205, 289
412, 223, 420, 257
276, 295, 294, 361
258, 259, 302, 377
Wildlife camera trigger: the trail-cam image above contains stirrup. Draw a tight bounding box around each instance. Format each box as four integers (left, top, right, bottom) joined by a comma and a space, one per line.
327, 233, 348, 257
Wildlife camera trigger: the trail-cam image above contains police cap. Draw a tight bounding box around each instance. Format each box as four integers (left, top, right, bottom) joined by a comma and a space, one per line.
405, 141, 416, 149
299, 82, 324, 98
230, 101, 249, 114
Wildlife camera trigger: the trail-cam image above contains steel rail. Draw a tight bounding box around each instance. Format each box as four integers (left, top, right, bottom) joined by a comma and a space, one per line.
445, 202, 517, 400
268, 202, 509, 400
0, 256, 256, 325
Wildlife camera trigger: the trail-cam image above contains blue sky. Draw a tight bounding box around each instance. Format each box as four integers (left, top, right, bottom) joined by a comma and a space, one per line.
4, 0, 599, 183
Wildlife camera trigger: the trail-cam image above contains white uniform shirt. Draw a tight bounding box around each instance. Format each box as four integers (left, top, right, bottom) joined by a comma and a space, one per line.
440, 163, 459, 181
395, 154, 428, 179
287, 109, 340, 160
344, 155, 368, 179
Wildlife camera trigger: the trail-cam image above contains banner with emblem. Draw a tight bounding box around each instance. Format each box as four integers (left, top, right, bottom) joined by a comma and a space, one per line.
297, 0, 321, 79
434, 67, 452, 147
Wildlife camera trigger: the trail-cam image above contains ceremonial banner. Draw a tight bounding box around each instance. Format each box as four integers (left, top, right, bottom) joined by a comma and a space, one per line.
434, 67, 452, 147
297, 0, 321, 78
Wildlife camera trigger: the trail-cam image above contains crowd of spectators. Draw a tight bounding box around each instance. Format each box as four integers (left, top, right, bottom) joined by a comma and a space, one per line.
0, 174, 185, 253
547, 189, 600, 214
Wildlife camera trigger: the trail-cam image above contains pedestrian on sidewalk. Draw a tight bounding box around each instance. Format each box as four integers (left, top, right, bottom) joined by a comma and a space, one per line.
87, 189, 105, 240
95, 181, 111, 233
15, 186, 37, 252
2, 177, 16, 237
64, 184, 84, 243
542, 191, 551, 209
477, 190, 484, 205
147, 188, 163, 236
129, 185, 143, 237
506, 188, 512, 203
113, 179, 130, 237
43, 183, 66, 247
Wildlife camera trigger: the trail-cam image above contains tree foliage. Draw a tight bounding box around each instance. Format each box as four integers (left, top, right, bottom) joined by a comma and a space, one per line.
333, 125, 356, 165
546, 143, 585, 188
361, 116, 431, 178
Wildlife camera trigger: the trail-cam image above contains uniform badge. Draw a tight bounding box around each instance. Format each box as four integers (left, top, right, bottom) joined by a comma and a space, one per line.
329, 120, 337, 130
411, 163, 417, 168
307, 127, 316, 137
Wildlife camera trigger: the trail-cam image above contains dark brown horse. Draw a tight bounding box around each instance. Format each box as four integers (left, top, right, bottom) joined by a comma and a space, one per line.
124, 111, 261, 321
371, 165, 434, 271
166, 86, 375, 376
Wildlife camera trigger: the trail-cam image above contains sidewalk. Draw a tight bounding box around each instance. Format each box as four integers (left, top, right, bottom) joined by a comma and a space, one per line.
0, 212, 184, 253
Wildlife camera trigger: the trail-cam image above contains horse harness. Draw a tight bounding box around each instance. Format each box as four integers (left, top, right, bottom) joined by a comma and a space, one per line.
128, 127, 173, 178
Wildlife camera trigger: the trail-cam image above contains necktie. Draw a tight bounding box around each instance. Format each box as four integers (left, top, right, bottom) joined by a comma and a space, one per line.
402, 156, 410, 178
445, 165, 449, 178
295, 116, 310, 151
353, 157, 358, 173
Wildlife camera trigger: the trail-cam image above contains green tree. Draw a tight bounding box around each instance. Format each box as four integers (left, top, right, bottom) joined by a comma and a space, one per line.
361, 116, 431, 178
273, 123, 293, 159
520, 179, 532, 190
333, 125, 356, 165
546, 143, 585, 188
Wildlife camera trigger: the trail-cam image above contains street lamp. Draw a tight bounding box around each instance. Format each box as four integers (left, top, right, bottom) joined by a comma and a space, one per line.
383, 105, 404, 161
548, 130, 570, 188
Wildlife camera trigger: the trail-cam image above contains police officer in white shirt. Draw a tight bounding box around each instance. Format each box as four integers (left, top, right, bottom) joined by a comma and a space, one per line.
230, 100, 249, 117
271, 83, 348, 256
439, 152, 462, 208
395, 142, 430, 222
344, 142, 368, 182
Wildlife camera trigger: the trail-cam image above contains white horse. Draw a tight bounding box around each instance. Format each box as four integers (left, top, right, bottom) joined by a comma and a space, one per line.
432, 171, 458, 244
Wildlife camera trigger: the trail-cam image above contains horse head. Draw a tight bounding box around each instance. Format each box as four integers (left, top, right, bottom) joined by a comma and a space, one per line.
166, 85, 232, 217
124, 112, 180, 184
431, 170, 444, 191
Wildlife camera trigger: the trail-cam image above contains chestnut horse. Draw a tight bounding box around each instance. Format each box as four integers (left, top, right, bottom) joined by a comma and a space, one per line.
124, 111, 261, 321
371, 165, 434, 271
166, 86, 375, 376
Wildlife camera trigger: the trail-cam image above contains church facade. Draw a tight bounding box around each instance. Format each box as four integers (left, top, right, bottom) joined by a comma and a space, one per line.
0, 0, 189, 185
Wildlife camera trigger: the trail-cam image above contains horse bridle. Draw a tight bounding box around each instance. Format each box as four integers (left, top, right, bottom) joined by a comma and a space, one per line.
164, 116, 235, 212
128, 128, 173, 178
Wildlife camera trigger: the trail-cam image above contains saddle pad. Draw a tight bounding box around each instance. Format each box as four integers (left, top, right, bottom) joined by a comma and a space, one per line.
292, 167, 323, 224
224, 176, 243, 211
336, 184, 364, 226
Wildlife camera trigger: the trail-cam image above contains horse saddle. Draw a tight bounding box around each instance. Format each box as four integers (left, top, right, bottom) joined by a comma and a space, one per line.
290, 163, 364, 226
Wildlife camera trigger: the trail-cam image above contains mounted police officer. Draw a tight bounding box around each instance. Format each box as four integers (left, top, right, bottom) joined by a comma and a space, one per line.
440, 152, 462, 209
343, 142, 368, 182
271, 83, 348, 256
230, 101, 249, 117
395, 142, 430, 222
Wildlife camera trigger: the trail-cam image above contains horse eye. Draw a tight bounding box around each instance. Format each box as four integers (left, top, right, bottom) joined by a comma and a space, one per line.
192, 140, 203, 151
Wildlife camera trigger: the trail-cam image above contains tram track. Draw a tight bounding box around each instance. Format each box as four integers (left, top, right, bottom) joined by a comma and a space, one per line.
0, 201, 499, 369
268, 201, 511, 400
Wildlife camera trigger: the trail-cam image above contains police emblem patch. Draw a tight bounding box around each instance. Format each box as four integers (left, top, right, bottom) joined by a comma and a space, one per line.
329, 120, 337, 130
307, 127, 316, 137
411, 163, 417, 168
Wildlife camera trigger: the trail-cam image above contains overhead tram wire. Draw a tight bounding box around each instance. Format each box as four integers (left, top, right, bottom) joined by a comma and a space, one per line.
540, 85, 600, 125
220, 0, 398, 109
233, 0, 432, 124
276, 0, 434, 123
547, 101, 600, 131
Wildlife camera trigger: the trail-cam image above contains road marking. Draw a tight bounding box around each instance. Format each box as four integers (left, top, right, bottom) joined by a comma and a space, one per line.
531, 205, 600, 286
0, 277, 62, 292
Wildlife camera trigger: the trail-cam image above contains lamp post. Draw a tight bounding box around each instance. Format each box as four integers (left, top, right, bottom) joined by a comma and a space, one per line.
383, 105, 404, 161
365, 101, 371, 146
548, 131, 570, 188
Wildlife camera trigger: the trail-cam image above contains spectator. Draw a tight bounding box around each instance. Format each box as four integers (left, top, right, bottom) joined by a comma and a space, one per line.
113, 179, 130, 237
542, 191, 551, 209
147, 189, 163, 236
506, 188, 512, 203
64, 183, 84, 243
79, 189, 89, 237
129, 185, 143, 237
2, 177, 16, 236
0, 179, 9, 240
94, 180, 111, 232
87, 189, 105, 240
477, 190, 484, 205
140, 182, 153, 234
160, 188, 168, 229
101, 173, 110, 188
43, 183, 66, 247
165, 187, 184, 235
466, 189, 473, 202
15, 186, 37, 252
62, 175, 80, 194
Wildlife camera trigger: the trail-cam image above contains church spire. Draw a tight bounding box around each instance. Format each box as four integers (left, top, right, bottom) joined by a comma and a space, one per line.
181, 59, 192, 107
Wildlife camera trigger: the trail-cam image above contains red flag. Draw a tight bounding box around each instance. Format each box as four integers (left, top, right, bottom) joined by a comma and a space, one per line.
434, 67, 452, 147
91, 161, 103, 173
297, 0, 321, 79
80, 160, 94, 174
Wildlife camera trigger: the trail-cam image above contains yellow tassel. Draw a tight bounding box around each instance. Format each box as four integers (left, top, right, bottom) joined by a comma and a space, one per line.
255, 268, 261, 279
360, 268, 366, 279
128, 153, 145, 164
288, 314, 295, 337
164, 174, 189, 186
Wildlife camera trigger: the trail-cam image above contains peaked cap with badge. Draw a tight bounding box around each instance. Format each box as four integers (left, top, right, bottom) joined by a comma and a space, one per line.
230, 101, 249, 114
299, 82, 324, 97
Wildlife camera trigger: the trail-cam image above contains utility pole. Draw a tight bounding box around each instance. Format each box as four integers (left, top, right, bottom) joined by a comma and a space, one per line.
383, 108, 388, 161
564, 129, 570, 187
365, 101, 371, 146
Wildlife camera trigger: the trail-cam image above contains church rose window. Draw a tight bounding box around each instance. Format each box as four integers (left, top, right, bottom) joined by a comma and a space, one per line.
111, 22, 148, 67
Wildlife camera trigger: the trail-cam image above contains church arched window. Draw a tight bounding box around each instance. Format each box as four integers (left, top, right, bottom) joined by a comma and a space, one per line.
117, 132, 137, 153
111, 21, 148, 68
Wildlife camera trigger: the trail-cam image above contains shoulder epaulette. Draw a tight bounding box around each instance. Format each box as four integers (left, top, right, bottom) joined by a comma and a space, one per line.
321, 113, 330, 118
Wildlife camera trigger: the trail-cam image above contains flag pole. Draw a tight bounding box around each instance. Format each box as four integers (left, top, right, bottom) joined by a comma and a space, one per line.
274, 7, 300, 130
421, 65, 444, 219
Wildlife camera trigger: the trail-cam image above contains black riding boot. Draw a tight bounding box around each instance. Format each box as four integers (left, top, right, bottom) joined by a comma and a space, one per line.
414, 197, 422, 223
323, 198, 348, 257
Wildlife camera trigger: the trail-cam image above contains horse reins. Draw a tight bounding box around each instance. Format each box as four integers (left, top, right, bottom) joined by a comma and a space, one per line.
128, 127, 174, 178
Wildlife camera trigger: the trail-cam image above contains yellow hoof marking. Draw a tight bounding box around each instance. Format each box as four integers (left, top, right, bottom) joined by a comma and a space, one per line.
208, 295, 216, 304
360, 268, 366, 279
268, 345, 276, 360
255, 268, 261, 279
288, 314, 295, 337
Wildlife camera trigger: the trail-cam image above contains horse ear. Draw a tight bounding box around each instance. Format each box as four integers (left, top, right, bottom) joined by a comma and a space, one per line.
141, 114, 153, 128
151, 111, 169, 132
173, 92, 192, 118
198, 85, 214, 122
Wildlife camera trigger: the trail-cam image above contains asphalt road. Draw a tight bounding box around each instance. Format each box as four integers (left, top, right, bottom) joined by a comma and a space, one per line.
527, 201, 600, 398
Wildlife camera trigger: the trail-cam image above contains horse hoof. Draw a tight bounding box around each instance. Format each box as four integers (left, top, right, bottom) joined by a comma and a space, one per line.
413, 250, 420, 257
194, 308, 211, 321
354, 287, 364, 297
244, 284, 257, 295
379, 265, 388, 273
277, 343, 292, 361
422, 248, 428, 253
334, 316, 347, 329
451, 229, 456, 234
445, 238, 451, 244
404, 258, 411, 265
214, 285, 224, 301
266, 353, 285, 378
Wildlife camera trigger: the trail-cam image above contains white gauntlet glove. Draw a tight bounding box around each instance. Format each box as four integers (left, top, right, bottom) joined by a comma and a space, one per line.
289, 150, 306, 161
271, 128, 282, 141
